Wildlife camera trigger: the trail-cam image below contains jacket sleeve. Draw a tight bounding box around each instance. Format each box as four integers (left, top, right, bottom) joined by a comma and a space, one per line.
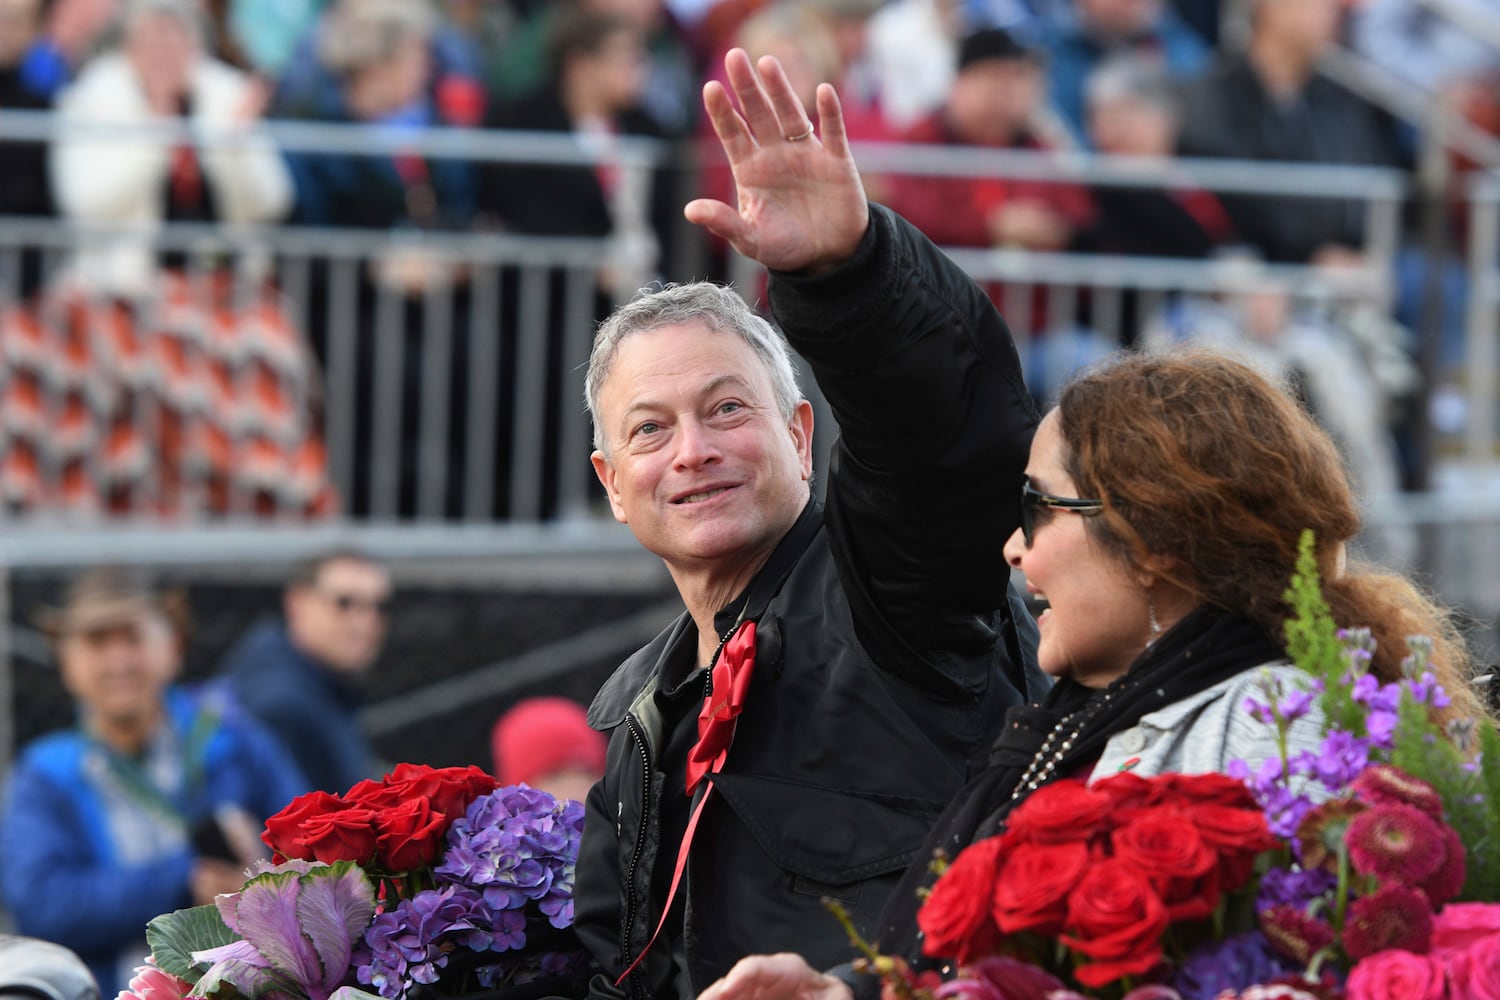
195, 63, 294, 226
50, 58, 172, 222
768, 204, 1041, 695
0, 756, 194, 955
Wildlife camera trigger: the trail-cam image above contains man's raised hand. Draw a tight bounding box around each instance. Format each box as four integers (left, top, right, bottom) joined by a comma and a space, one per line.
684, 49, 869, 275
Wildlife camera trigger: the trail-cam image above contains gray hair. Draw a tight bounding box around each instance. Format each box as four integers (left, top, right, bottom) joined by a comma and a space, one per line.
586, 282, 803, 454
319, 0, 435, 75
120, 0, 205, 44
1084, 53, 1180, 119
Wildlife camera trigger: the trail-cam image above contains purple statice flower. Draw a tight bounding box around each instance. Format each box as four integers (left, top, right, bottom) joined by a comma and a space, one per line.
1338, 627, 1376, 674
1405, 670, 1452, 710
1170, 933, 1298, 1000
355, 884, 498, 999
1291, 730, 1373, 792
1365, 710, 1398, 748
1243, 694, 1277, 728
1244, 672, 1317, 730
1256, 867, 1337, 912
1350, 674, 1401, 714
1401, 636, 1435, 679
436, 786, 586, 917
1229, 757, 1315, 839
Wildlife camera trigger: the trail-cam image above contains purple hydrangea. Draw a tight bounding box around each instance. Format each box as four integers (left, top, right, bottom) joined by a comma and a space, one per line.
1169, 933, 1298, 1000
355, 884, 499, 998
435, 785, 586, 923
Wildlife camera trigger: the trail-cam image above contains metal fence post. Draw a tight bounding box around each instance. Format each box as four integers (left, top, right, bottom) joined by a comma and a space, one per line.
1466, 173, 1500, 462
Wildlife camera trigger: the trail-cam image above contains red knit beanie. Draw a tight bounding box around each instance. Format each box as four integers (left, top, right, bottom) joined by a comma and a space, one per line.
491, 697, 607, 787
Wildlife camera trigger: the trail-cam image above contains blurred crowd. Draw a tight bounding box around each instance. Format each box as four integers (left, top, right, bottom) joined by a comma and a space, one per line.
0, 0, 1496, 516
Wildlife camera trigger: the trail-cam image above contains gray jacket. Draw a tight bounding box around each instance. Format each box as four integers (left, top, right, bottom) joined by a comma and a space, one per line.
1094, 661, 1325, 781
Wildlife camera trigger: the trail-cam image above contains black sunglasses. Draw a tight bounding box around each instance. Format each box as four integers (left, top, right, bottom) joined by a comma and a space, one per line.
320, 591, 392, 615
1020, 480, 1104, 547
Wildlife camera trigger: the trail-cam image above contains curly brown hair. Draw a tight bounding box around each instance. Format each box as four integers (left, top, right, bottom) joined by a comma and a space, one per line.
1055, 349, 1484, 724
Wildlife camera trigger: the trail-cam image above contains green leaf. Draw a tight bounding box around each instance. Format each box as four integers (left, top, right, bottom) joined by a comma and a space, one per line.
146, 904, 241, 983
1282, 530, 1361, 734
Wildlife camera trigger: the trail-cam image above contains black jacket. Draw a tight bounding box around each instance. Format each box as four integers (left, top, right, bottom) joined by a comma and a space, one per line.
1176, 54, 1409, 264
574, 205, 1047, 1000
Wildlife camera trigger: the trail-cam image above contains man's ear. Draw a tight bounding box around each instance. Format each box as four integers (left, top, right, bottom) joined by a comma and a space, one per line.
790, 400, 814, 481
592, 450, 628, 523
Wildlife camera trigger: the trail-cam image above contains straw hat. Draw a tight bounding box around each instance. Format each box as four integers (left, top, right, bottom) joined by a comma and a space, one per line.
35, 566, 190, 640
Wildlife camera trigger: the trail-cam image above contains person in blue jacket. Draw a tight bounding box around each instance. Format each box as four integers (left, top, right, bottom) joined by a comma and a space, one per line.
0, 567, 309, 997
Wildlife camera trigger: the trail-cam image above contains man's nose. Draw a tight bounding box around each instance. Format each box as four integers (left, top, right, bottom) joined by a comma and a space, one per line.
672, 418, 722, 469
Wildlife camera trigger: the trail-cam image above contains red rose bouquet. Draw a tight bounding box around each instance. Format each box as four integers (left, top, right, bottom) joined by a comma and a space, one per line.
118, 764, 596, 1000
850, 534, 1500, 1000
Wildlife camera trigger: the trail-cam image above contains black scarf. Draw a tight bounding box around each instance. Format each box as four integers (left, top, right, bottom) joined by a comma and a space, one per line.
861, 605, 1281, 986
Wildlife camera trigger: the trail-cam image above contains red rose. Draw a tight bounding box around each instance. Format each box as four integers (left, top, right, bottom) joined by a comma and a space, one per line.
918, 836, 1006, 964
1058, 858, 1169, 989
1190, 803, 1277, 891
1093, 772, 1161, 812
1157, 772, 1259, 809
992, 839, 1089, 936
1005, 779, 1113, 846
381, 763, 498, 821
344, 777, 408, 810
261, 790, 350, 861
299, 805, 380, 864
1110, 810, 1219, 921
373, 797, 450, 872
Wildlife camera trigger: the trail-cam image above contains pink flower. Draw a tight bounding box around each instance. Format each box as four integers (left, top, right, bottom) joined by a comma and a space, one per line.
1345, 804, 1446, 885
1431, 902, 1500, 955
1448, 931, 1500, 999
116, 962, 191, 1000
1343, 884, 1434, 960
1417, 823, 1467, 908
1351, 766, 1445, 819
1344, 949, 1448, 1000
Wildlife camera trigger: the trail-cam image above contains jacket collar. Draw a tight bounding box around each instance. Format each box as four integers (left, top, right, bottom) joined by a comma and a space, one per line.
587, 500, 824, 730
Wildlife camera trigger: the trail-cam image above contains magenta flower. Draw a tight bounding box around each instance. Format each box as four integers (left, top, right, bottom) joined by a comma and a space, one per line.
1344, 884, 1434, 960
1346, 803, 1446, 885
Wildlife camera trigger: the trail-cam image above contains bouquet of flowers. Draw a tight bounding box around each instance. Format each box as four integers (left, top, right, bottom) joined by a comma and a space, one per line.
121, 764, 595, 1000
854, 534, 1500, 1000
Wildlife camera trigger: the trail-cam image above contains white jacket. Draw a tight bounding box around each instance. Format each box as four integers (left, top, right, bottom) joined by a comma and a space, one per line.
51, 52, 293, 295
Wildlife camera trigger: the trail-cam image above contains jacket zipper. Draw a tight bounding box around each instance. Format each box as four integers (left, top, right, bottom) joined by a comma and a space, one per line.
621, 712, 652, 1000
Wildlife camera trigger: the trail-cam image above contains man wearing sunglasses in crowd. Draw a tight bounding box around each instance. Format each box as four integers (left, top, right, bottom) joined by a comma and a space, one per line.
220, 548, 393, 793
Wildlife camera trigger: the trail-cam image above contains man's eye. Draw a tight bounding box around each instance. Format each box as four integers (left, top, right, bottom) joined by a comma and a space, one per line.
717, 402, 741, 415
635, 422, 660, 437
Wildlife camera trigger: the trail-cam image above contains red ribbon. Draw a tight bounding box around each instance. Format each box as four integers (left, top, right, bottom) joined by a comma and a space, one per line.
616, 619, 757, 986
686, 619, 757, 794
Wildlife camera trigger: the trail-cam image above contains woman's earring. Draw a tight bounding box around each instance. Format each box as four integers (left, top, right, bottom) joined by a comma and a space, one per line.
1147, 592, 1163, 646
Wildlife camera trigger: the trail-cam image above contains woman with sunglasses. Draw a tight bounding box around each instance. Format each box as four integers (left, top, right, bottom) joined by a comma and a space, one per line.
699, 348, 1486, 1000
